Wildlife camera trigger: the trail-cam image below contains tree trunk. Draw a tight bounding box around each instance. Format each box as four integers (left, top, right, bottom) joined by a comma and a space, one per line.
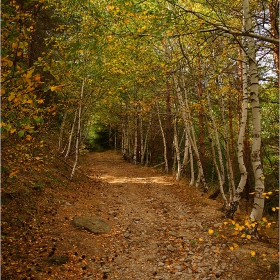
206, 117, 228, 206
173, 112, 181, 180
243, 0, 265, 221
156, 100, 168, 173
58, 110, 68, 152
141, 112, 152, 165
166, 90, 173, 173
133, 112, 138, 165
70, 78, 84, 180
65, 109, 77, 160
174, 75, 208, 192
226, 34, 249, 218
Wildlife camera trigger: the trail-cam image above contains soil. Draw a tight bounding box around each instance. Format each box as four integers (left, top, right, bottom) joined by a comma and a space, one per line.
1, 151, 279, 280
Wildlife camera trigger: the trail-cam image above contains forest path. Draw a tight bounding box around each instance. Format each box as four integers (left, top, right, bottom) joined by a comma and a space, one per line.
20, 150, 277, 280
51, 150, 276, 280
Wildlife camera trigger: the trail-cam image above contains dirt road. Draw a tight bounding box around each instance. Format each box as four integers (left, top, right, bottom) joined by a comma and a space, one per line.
5, 151, 277, 280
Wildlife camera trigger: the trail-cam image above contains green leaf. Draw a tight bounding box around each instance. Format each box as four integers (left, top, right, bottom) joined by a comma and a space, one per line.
18, 131, 25, 137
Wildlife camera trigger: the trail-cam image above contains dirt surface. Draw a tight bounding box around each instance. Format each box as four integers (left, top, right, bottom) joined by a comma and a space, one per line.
2, 151, 279, 280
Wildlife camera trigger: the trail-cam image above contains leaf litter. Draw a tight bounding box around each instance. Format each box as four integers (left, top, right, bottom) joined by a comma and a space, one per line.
1, 151, 279, 280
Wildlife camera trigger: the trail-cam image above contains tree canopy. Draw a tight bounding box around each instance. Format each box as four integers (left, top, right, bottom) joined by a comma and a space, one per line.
1, 0, 279, 220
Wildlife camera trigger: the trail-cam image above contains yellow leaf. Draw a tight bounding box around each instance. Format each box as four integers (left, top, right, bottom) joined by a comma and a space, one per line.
246, 235, 251, 240
262, 217, 268, 223
8, 93, 15, 102
17, 51, 22, 56
233, 243, 239, 248
50, 86, 57, 91
26, 68, 35, 79
9, 128, 16, 134
241, 233, 246, 238
12, 42, 18, 49
208, 229, 214, 235
198, 238, 203, 242
251, 251, 256, 257
9, 171, 17, 178
267, 191, 272, 195
249, 192, 255, 195
34, 74, 41, 82
26, 135, 32, 141
262, 193, 267, 196
26, 99, 33, 104
260, 176, 265, 180
38, 99, 44, 104
229, 246, 234, 251
272, 207, 276, 211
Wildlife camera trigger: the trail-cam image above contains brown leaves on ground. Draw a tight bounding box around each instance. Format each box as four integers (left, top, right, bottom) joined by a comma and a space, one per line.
1, 151, 279, 280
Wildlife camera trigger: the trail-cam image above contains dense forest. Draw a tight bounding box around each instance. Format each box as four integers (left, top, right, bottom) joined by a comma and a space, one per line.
2, 0, 279, 223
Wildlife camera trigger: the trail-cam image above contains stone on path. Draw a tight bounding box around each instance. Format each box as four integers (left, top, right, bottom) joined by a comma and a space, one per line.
72, 215, 111, 234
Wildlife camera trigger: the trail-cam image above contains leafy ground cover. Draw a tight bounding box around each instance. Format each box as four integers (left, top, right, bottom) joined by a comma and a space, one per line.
1, 151, 279, 279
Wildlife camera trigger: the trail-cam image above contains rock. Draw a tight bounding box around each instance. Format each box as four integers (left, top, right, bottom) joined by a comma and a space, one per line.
178, 231, 192, 239
108, 210, 118, 217
167, 245, 175, 252
72, 216, 111, 234
48, 254, 69, 265
214, 222, 223, 228
169, 231, 179, 237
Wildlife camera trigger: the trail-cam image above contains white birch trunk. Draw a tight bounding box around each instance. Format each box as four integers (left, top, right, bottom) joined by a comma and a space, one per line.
206, 90, 225, 186
133, 113, 138, 165
206, 118, 228, 206
180, 129, 189, 176
227, 33, 249, 219
70, 78, 84, 180
65, 109, 77, 160
58, 110, 68, 152
156, 101, 169, 173
173, 114, 181, 180
189, 145, 194, 186
220, 94, 235, 201
141, 113, 152, 165
242, 0, 265, 221
174, 76, 208, 191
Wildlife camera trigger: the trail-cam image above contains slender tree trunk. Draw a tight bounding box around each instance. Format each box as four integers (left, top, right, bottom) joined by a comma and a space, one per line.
206, 117, 228, 206
220, 94, 235, 201
174, 75, 208, 191
173, 112, 181, 180
206, 90, 225, 185
180, 129, 189, 177
156, 100, 168, 173
133, 112, 138, 165
58, 110, 68, 152
166, 90, 173, 173
243, 0, 265, 221
70, 78, 84, 180
227, 34, 249, 218
65, 109, 77, 160
197, 56, 206, 176
189, 145, 194, 186
141, 113, 152, 165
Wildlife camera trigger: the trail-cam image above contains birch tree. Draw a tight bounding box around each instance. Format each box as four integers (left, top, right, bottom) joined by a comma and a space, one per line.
227, 35, 249, 219
243, 0, 265, 221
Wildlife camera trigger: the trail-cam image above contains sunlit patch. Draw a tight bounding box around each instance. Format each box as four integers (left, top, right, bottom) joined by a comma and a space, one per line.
100, 174, 174, 186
